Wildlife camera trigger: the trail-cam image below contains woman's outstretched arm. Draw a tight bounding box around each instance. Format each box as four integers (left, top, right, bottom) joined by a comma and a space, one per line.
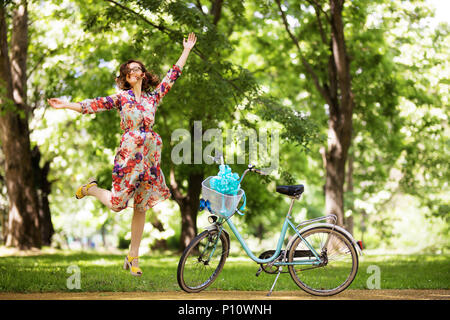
48, 94, 120, 114
47, 98, 82, 112
175, 32, 197, 69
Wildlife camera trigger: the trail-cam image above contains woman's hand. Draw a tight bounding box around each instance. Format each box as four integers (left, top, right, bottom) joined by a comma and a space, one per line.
176, 33, 197, 69
183, 32, 197, 50
47, 98, 66, 109
47, 98, 82, 113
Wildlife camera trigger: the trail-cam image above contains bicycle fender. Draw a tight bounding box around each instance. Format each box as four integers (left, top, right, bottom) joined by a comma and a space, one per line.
288, 223, 363, 256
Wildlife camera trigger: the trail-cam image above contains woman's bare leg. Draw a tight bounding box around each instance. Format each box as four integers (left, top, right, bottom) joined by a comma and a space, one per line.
129, 207, 146, 268
87, 184, 146, 266
86, 185, 121, 212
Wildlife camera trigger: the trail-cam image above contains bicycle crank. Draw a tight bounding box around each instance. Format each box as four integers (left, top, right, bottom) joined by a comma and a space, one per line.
256, 250, 287, 275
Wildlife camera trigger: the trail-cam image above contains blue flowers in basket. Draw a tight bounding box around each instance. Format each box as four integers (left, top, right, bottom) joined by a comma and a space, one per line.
199, 163, 246, 216
209, 164, 241, 195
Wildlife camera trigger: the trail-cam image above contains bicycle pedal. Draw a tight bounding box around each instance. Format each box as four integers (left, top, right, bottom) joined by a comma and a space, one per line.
255, 266, 263, 277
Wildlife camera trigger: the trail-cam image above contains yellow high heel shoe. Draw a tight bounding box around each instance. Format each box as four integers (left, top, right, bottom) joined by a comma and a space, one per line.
123, 255, 143, 277
75, 177, 98, 199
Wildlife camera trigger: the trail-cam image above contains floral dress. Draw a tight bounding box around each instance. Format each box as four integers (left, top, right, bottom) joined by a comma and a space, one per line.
79, 64, 182, 211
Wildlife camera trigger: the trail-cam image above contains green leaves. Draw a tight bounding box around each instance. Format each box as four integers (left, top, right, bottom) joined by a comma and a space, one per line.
255, 95, 322, 150
20, 0, 448, 250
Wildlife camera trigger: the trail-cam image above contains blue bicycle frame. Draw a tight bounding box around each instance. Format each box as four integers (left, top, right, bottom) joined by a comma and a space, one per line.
217, 197, 324, 266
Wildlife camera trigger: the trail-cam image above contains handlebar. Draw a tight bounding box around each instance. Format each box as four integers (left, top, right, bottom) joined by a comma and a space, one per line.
238, 164, 267, 184
247, 164, 266, 175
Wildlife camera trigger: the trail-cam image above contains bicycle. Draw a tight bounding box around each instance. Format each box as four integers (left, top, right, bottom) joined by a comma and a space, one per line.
177, 155, 363, 296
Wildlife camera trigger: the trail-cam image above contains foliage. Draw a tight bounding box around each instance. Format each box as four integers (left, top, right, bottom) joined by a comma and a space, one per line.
0, 0, 447, 252
227, 0, 449, 246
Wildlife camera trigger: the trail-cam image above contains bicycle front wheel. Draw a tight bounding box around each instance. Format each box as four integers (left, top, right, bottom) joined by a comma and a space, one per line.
288, 226, 358, 296
177, 229, 229, 293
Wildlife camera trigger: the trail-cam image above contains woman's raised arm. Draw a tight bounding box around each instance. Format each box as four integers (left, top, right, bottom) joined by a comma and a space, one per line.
175, 32, 197, 69
152, 33, 197, 104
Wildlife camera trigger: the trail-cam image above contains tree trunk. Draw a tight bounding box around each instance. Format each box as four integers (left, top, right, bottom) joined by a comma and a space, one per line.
148, 204, 168, 249
324, 150, 346, 226
31, 146, 54, 245
277, 0, 354, 228
179, 171, 203, 250
0, 104, 42, 249
173, 0, 221, 250
167, 118, 204, 251
210, 0, 223, 25
180, 203, 197, 249
38, 162, 54, 245
344, 152, 354, 234
0, 1, 41, 249
324, 0, 354, 227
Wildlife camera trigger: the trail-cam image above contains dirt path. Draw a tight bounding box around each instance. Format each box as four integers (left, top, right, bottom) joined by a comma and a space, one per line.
1, 289, 449, 300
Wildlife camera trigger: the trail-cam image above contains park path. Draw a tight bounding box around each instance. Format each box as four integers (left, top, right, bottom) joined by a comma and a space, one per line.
0, 289, 449, 300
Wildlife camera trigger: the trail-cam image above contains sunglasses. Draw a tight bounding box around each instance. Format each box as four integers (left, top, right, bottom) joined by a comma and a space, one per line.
127, 67, 143, 74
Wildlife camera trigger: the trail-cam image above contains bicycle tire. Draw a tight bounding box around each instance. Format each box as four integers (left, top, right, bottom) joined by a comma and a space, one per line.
287, 226, 358, 296
177, 229, 229, 293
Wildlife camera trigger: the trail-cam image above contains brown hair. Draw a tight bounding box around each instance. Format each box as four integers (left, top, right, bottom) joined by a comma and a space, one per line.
115, 59, 160, 92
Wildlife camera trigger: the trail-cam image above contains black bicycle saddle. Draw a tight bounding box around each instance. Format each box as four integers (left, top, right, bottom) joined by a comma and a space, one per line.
276, 184, 305, 197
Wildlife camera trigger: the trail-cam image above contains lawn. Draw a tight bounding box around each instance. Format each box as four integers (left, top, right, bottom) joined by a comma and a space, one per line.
0, 249, 449, 293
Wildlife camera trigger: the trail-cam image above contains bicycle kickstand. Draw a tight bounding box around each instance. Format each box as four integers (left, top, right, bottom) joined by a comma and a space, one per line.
255, 266, 263, 277
267, 267, 282, 297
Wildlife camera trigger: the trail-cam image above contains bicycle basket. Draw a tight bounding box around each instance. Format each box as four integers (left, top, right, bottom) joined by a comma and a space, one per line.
201, 176, 244, 218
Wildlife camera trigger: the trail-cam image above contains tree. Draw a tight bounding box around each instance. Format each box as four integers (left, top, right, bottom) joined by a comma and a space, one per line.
17, 0, 446, 252
273, 0, 354, 227
29, 0, 256, 249
77, 0, 317, 249
234, 0, 448, 241
0, 0, 41, 249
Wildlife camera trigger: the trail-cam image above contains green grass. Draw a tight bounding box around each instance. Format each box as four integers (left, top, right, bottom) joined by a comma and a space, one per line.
0, 250, 449, 293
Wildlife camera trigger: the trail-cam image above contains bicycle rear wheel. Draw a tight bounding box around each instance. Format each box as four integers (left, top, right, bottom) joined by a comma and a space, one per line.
177, 229, 229, 293
288, 226, 358, 296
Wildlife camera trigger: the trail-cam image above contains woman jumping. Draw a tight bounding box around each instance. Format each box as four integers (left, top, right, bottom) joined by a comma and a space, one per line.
48, 33, 197, 276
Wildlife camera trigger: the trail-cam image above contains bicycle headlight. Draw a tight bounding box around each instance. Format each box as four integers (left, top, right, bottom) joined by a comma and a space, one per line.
208, 215, 218, 224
